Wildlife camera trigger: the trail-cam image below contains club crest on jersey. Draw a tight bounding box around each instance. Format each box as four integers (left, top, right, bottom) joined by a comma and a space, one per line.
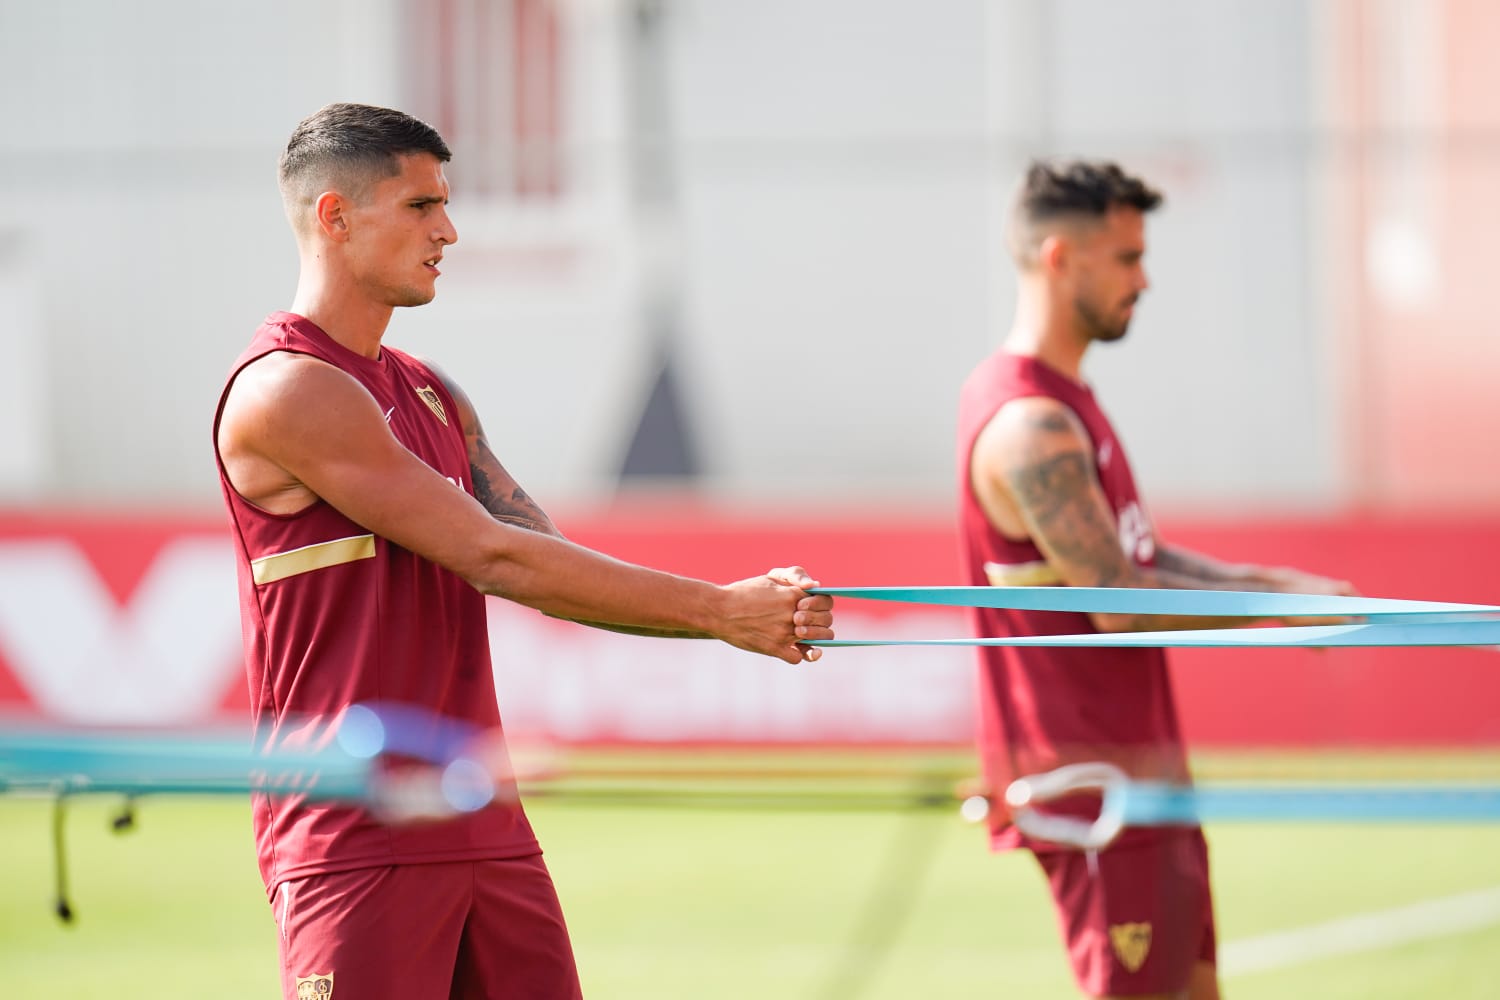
295, 972, 334, 998
1109, 922, 1152, 973
414, 385, 449, 426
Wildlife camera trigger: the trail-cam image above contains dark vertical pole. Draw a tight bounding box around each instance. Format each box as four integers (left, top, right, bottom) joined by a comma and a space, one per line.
618, 0, 702, 485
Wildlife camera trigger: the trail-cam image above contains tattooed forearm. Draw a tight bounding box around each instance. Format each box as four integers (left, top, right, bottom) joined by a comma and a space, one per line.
1154, 546, 1210, 577
472, 464, 557, 535
567, 619, 712, 639
1153, 544, 1250, 585
492, 512, 550, 531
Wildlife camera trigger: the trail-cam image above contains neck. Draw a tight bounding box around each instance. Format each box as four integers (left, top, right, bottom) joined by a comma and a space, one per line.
289, 260, 392, 360
1003, 280, 1088, 381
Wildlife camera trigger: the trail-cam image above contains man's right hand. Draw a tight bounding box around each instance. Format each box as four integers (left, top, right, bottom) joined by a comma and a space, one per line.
718, 566, 835, 664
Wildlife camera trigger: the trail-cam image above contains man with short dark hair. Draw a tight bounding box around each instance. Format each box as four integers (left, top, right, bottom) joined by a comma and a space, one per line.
957, 158, 1355, 999
214, 102, 835, 999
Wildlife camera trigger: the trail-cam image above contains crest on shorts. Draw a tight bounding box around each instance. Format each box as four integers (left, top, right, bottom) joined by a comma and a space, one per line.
294, 972, 334, 999
414, 384, 448, 426
1109, 922, 1152, 973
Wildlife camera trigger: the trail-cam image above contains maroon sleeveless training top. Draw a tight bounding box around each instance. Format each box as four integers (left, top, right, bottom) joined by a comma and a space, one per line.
956, 351, 1190, 851
213, 312, 538, 895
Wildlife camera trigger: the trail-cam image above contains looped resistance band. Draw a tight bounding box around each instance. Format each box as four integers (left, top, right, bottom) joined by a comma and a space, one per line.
806, 586, 1500, 648
998, 762, 1500, 851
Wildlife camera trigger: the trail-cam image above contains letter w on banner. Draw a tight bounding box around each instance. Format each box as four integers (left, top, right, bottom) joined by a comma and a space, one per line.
0, 538, 243, 724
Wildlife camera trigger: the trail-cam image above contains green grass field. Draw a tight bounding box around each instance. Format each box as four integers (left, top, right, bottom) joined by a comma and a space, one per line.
2, 749, 1498, 998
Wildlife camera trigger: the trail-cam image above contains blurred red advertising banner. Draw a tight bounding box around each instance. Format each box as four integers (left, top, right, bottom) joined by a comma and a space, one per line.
0, 506, 1496, 746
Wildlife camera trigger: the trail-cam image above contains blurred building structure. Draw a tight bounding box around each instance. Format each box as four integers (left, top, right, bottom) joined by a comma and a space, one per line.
0, 0, 1495, 514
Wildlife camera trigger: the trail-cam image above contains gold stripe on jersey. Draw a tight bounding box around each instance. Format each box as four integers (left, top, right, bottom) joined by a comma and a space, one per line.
251, 533, 377, 585
984, 560, 1063, 587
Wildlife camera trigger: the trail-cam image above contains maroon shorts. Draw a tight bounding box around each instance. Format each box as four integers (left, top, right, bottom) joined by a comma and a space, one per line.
273, 854, 580, 1000
1033, 829, 1216, 997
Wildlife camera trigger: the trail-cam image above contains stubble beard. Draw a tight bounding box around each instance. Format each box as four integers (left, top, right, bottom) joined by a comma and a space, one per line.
1075, 295, 1132, 344
389, 282, 438, 308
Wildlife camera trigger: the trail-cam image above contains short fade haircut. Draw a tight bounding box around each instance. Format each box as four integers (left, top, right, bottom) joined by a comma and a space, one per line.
1006, 159, 1162, 267
278, 102, 452, 227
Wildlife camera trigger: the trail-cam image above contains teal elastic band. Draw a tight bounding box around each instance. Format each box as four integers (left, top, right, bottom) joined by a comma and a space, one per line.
809, 619, 1500, 648
805, 586, 1500, 648
1004, 764, 1500, 848
0, 730, 371, 801
0, 703, 490, 806
1121, 783, 1500, 825
810, 585, 1499, 619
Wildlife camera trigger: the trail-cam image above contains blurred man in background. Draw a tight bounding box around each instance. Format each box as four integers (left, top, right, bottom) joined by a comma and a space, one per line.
213, 102, 834, 1000
956, 159, 1356, 999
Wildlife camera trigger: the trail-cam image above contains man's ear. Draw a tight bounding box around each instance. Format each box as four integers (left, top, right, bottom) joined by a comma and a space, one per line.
1038, 233, 1068, 276
314, 191, 350, 242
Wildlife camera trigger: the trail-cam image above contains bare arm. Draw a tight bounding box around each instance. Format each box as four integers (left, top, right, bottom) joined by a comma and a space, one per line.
217, 352, 833, 663
1154, 543, 1359, 623
421, 357, 802, 640
970, 397, 1352, 632
1153, 544, 1304, 590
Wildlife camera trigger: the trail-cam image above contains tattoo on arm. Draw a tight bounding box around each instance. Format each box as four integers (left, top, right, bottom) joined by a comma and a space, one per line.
415, 355, 561, 536
1154, 545, 1236, 583
565, 619, 712, 640
472, 461, 556, 535
1007, 450, 1133, 588
1152, 546, 1200, 577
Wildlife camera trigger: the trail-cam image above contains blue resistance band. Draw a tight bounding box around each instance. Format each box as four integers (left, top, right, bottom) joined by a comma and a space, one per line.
807, 586, 1500, 648
1120, 783, 1500, 825
1002, 763, 1500, 846
0, 729, 372, 800
1007, 781, 1500, 849
0, 702, 496, 812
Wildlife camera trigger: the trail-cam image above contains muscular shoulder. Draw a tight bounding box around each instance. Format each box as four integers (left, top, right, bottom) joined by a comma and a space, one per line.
230, 349, 335, 391
976, 395, 1091, 469
220, 350, 385, 462
227, 352, 362, 416
219, 350, 404, 512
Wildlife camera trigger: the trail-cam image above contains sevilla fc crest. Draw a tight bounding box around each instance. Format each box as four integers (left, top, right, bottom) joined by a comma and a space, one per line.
295, 972, 334, 999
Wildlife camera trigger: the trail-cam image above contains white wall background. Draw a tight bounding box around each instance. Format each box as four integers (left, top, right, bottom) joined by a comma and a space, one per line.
0, 0, 1351, 514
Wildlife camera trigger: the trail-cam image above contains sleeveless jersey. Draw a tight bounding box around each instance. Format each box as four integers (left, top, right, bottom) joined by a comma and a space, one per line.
955, 351, 1190, 851
213, 312, 538, 896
